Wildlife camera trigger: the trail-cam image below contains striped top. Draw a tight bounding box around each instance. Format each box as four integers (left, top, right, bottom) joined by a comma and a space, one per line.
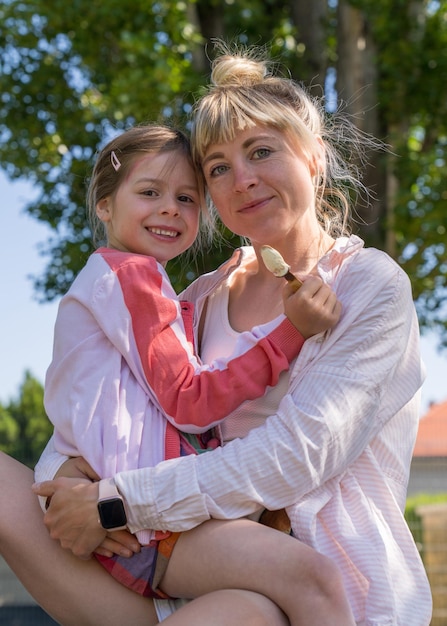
116, 236, 432, 625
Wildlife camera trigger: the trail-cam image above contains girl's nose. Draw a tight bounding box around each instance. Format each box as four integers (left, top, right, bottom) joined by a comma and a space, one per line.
160, 198, 180, 216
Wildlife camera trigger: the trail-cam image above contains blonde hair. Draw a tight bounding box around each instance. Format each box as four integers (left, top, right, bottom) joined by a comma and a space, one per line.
191, 41, 377, 238
87, 124, 210, 248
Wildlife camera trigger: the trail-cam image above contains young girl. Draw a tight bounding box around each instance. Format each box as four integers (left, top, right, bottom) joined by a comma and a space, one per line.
36, 124, 353, 625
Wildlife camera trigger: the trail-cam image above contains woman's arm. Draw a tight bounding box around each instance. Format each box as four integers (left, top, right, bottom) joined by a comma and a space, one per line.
1, 453, 159, 626
114, 252, 424, 532
36, 251, 423, 550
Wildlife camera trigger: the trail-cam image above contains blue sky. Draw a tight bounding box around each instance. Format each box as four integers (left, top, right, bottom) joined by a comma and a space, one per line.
1, 170, 446, 413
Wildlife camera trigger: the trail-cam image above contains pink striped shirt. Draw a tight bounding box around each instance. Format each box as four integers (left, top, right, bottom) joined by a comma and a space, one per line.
115, 237, 432, 625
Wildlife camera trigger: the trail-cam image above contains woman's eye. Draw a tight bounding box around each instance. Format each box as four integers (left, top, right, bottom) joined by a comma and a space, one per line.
209, 164, 228, 178
253, 147, 271, 159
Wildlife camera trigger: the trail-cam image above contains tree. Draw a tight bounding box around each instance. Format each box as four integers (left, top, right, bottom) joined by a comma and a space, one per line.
0, 371, 52, 467
0, 404, 19, 455
337, 0, 447, 338
1, 0, 446, 341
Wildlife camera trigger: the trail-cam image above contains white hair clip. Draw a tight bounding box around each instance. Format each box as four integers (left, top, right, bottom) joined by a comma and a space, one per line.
110, 150, 121, 171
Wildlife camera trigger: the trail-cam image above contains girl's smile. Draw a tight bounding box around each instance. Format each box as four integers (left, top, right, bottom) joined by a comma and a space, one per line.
97, 151, 201, 264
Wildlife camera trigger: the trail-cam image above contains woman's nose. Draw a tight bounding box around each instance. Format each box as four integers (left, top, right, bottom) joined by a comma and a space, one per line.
232, 164, 257, 193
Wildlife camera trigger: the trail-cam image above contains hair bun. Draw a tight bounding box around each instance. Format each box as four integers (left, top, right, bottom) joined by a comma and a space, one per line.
211, 54, 268, 88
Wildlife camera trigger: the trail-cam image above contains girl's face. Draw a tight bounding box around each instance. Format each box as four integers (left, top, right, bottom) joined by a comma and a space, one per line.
97, 151, 201, 264
201, 125, 319, 248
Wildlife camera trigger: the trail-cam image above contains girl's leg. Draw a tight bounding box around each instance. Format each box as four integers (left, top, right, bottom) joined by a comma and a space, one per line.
0, 453, 157, 626
0, 453, 288, 626
161, 517, 356, 626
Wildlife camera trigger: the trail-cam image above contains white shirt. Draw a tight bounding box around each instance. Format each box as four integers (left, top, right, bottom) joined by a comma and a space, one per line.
200, 272, 293, 442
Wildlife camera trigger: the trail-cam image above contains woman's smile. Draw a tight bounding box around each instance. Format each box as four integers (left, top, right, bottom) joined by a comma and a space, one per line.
238, 195, 274, 213
203, 126, 318, 244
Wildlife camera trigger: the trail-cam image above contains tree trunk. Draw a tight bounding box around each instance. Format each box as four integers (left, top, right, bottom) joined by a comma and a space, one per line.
336, 0, 385, 250
196, 0, 226, 45
186, 2, 210, 74
289, 0, 328, 95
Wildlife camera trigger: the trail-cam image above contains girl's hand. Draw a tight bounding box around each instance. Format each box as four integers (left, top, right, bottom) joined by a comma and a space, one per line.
283, 275, 342, 339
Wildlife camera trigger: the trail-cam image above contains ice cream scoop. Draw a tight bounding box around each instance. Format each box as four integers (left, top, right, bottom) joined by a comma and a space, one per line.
260, 245, 302, 292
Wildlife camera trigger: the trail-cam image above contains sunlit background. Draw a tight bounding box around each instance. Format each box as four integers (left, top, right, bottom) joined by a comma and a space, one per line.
1, 170, 446, 412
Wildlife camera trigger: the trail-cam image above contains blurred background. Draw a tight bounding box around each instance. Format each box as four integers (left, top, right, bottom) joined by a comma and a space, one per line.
1, 0, 446, 623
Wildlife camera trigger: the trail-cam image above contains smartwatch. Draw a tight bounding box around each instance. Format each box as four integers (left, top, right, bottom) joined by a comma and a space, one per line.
97, 478, 128, 531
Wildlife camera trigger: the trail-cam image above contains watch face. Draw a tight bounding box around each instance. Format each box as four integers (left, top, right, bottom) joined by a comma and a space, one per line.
98, 498, 127, 530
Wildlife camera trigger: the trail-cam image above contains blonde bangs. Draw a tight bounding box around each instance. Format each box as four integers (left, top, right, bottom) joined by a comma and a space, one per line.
192, 86, 316, 169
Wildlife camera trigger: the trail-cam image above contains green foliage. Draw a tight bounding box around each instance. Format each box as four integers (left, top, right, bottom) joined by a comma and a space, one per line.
365, 0, 447, 341
0, 404, 19, 454
1, 0, 447, 342
0, 371, 52, 468
0, 0, 205, 297
405, 492, 447, 559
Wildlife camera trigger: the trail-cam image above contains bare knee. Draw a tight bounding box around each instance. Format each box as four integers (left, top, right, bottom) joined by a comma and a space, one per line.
237, 590, 289, 626
303, 551, 347, 603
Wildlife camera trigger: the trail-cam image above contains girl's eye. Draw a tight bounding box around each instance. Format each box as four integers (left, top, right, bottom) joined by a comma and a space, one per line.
142, 189, 158, 197
178, 194, 196, 204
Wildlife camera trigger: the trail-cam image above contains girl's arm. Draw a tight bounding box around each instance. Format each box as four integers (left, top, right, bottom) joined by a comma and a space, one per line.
74, 250, 335, 433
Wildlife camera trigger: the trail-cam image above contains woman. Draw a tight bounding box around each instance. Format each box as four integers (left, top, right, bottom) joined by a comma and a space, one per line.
3, 42, 432, 625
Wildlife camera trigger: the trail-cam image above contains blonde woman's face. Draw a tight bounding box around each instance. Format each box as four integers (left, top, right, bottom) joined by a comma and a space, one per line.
96, 151, 201, 264
201, 125, 318, 247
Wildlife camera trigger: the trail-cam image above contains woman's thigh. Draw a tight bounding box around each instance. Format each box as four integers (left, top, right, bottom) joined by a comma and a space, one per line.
161, 516, 314, 599
0, 452, 158, 626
